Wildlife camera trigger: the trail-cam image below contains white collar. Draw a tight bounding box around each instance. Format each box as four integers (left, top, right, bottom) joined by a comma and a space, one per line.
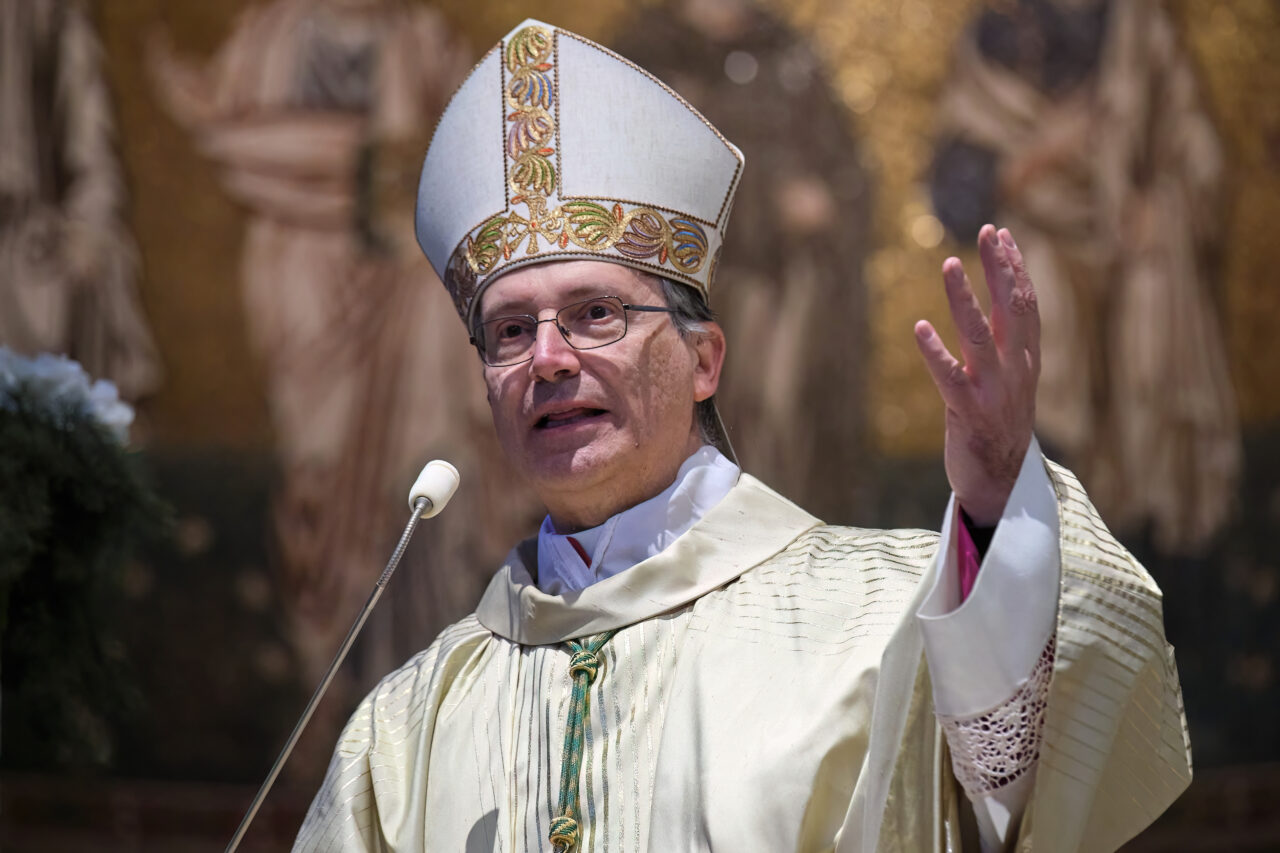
535, 445, 741, 594
479, 472, 821, 644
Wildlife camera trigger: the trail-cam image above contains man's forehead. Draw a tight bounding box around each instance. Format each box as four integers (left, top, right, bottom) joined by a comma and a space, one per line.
478, 261, 659, 316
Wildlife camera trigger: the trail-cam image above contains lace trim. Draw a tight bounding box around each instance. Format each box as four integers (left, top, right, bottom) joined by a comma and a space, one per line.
937, 635, 1056, 798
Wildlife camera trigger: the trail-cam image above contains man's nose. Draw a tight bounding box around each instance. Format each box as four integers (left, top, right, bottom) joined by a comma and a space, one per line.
529, 318, 580, 382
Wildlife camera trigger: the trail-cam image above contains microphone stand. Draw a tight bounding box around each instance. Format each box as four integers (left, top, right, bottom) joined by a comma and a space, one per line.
224, 496, 431, 853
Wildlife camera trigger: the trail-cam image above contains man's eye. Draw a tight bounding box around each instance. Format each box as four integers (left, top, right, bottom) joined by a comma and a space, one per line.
581, 300, 619, 321
497, 321, 531, 340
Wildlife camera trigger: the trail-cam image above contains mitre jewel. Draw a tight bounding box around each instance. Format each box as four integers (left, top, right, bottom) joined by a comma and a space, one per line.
415, 19, 745, 327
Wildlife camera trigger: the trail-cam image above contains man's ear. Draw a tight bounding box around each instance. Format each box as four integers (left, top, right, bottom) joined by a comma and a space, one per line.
692, 321, 727, 403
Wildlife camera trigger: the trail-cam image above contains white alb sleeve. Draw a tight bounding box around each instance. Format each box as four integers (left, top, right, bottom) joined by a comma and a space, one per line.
916, 437, 1060, 851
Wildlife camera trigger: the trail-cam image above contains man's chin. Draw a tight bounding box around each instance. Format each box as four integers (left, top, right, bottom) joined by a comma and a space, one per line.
520, 437, 621, 490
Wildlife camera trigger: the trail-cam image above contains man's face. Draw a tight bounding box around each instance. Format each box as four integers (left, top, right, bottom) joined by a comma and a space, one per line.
477, 261, 723, 525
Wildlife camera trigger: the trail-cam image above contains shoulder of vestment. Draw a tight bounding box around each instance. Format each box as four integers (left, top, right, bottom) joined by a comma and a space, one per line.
337, 614, 491, 753
757, 522, 941, 576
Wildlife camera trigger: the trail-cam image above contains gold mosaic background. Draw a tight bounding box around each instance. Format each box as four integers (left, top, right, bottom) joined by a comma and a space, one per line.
101, 0, 1280, 456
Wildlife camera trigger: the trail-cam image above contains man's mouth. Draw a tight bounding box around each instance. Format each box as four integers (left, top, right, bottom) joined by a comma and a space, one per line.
535, 407, 608, 429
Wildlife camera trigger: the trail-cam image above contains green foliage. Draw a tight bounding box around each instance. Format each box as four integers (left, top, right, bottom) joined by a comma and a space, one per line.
0, 386, 169, 769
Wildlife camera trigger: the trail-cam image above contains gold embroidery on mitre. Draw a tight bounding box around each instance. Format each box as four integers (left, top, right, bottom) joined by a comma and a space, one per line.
464, 201, 709, 274
505, 25, 557, 200
442, 24, 712, 321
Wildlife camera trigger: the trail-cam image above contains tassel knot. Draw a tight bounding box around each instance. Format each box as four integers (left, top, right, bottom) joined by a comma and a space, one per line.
569, 649, 601, 683
549, 814, 580, 850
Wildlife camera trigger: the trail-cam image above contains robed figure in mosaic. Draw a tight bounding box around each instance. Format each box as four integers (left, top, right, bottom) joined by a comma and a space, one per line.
930, 0, 1239, 555
296, 19, 1190, 853
613, 0, 873, 523
148, 0, 540, 702
0, 0, 162, 401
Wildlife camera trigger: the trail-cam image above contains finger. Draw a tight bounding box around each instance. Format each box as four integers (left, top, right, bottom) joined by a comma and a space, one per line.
942, 256, 1000, 376
914, 320, 971, 411
1000, 229, 1041, 378
977, 224, 1026, 353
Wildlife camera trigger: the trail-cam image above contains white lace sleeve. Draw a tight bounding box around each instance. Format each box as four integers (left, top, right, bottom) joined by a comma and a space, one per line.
937, 635, 1055, 799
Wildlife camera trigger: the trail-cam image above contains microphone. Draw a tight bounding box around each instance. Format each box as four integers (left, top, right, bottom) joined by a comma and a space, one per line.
408, 459, 460, 518
225, 460, 461, 853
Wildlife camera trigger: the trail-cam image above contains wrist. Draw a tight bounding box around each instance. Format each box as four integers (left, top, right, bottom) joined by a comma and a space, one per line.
955, 493, 1007, 528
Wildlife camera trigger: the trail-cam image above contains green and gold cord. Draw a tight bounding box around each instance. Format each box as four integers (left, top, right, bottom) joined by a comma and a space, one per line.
549, 630, 616, 852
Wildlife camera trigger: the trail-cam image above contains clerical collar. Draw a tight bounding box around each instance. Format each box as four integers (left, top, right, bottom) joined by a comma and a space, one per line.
536, 445, 741, 595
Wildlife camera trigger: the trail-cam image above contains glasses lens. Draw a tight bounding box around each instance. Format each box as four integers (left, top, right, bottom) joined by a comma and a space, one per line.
557, 297, 627, 349
478, 316, 537, 365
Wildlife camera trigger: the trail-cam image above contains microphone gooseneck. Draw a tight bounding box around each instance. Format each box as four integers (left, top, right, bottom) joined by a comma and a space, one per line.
225, 460, 460, 853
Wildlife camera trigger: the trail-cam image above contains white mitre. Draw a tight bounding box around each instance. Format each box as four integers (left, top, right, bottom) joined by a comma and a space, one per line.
415, 19, 745, 327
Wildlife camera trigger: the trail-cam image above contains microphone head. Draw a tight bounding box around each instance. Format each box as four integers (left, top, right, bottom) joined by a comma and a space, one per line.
407, 460, 460, 518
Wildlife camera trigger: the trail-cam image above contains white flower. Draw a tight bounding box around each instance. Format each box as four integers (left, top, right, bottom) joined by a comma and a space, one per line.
0, 346, 135, 443
86, 378, 134, 442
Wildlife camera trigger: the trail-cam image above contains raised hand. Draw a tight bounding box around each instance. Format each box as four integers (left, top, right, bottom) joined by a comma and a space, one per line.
913, 224, 1040, 527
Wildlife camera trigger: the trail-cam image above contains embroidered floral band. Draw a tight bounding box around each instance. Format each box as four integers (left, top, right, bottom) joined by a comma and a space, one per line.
440, 25, 717, 324
444, 200, 712, 321
506, 25, 557, 199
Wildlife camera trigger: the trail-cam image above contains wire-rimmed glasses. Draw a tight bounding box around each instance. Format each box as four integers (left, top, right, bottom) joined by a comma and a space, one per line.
471, 295, 675, 367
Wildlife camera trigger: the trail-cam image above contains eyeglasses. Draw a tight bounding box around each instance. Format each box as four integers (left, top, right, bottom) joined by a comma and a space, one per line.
471, 295, 675, 367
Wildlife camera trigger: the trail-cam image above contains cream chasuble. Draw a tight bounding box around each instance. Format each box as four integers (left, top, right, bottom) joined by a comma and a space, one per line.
295, 460, 1190, 852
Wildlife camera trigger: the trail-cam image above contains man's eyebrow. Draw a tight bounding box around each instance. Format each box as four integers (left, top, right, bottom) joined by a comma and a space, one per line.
481, 282, 631, 318
558, 282, 625, 301
479, 299, 533, 319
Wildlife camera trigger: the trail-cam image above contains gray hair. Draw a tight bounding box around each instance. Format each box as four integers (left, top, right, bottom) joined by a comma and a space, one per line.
658, 276, 715, 338
657, 277, 721, 448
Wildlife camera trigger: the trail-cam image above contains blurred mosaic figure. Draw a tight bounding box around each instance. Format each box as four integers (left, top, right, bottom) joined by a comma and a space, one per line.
148, 0, 534, 692
613, 0, 872, 523
0, 0, 162, 402
930, 0, 1240, 554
